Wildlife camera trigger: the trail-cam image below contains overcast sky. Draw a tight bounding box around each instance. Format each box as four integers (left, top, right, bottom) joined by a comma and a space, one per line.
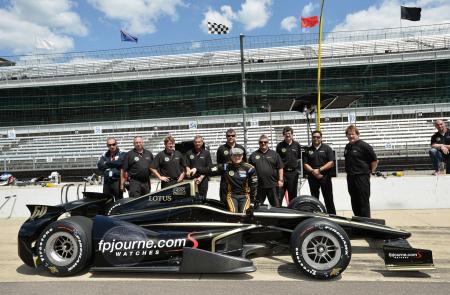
1, 0, 450, 57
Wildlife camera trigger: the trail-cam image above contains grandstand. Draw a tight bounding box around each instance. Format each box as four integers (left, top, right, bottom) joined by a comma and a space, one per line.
1, 23, 450, 178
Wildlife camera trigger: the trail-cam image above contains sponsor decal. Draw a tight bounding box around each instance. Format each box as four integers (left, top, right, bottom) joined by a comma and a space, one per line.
255, 155, 260, 160
189, 155, 195, 159
30, 206, 47, 220
388, 252, 423, 259
134, 156, 139, 162
224, 150, 229, 156
281, 148, 286, 153
164, 157, 170, 162
98, 226, 196, 266
436, 138, 441, 142
148, 195, 172, 202
228, 170, 235, 176
173, 187, 187, 196
308, 150, 314, 155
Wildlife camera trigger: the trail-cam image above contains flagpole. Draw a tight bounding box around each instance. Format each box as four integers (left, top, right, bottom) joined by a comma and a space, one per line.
317, 0, 325, 131
240, 33, 248, 150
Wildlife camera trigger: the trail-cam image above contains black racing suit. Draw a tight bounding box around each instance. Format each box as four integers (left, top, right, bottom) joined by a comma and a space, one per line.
197, 162, 257, 213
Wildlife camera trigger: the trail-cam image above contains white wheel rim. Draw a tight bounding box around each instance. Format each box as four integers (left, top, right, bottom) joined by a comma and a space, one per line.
301, 230, 341, 271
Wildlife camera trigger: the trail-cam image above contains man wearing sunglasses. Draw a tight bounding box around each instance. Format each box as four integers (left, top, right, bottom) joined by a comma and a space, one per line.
216, 128, 247, 204
97, 137, 126, 200
303, 130, 336, 214
249, 135, 284, 207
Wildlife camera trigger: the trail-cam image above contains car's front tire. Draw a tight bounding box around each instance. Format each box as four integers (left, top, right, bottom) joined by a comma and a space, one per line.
36, 216, 92, 276
290, 218, 351, 279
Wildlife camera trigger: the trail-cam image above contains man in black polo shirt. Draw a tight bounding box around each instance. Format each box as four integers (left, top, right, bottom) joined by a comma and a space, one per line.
429, 119, 450, 175
216, 128, 247, 204
276, 126, 302, 203
121, 136, 154, 198
150, 136, 186, 189
249, 135, 284, 207
186, 135, 213, 198
344, 125, 378, 218
303, 130, 336, 214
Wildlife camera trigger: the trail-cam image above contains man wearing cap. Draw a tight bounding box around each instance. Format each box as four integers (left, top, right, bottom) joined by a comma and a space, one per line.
150, 135, 186, 189
190, 147, 257, 213
97, 137, 126, 200
249, 135, 284, 207
216, 128, 247, 204
276, 126, 302, 203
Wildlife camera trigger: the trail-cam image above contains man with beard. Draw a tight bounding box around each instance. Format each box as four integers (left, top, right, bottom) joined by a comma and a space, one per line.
303, 130, 336, 214
249, 135, 284, 207
150, 136, 186, 188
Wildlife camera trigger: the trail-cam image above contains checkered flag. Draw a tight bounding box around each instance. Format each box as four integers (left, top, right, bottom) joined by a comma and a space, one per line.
207, 22, 229, 35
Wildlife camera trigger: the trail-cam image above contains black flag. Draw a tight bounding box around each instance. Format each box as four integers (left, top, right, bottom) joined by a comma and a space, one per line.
401, 6, 421, 21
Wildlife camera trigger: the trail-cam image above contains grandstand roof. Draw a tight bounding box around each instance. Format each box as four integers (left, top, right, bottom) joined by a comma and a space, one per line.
1, 23, 450, 88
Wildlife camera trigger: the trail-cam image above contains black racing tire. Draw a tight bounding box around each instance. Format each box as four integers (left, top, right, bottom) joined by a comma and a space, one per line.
36, 216, 93, 276
288, 195, 327, 213
290, 218, 351, 280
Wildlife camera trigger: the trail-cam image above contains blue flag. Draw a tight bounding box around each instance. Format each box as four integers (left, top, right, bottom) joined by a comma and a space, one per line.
120, 30, 138, 43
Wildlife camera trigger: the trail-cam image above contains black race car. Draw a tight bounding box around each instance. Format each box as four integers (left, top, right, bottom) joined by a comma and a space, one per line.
18, 180, 434, 280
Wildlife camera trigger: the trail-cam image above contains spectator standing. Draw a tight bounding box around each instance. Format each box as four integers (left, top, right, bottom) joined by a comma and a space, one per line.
344, 125, 378, 218
186, 135, 213, 198
429, 119, 450, 175
303, 130, 336, 214
97, 137, 126, 200
150, 136, 186, 188
249, 135, 284, 207
216, 128, 247, 204
121, 136, 154, 198
276, 126, 302, 203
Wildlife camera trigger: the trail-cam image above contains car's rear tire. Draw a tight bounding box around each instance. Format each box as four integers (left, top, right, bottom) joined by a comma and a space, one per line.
288, 195, 327, 213
290, 218, 351, 280
36, 216, 92, 276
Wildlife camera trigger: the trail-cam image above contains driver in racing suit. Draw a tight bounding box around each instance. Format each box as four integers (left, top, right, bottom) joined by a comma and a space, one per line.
190, 147, 257, 213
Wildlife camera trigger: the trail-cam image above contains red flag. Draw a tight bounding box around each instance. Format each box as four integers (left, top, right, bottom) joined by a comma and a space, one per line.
301, 16, 318, 28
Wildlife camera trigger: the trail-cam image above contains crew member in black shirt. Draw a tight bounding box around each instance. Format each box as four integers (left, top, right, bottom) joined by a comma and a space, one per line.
249, 135, 284, 207
121, 136, 154, 198
344, 125, 378, 218
303, 130, 336, 214
186, 135, 213, 198
190, 147, 257, 213
276, 126, 302, 203
97, 137, 126, 200
216, 128, 247, 204
429, 119, 450, 175
150, 136, 186, 189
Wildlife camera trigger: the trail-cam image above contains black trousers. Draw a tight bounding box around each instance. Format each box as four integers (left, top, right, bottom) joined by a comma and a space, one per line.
347, 174, 371, 218
103, 180, 123, 200
283, 170, 299, 203
257, 186, 280, 207
129, 178, 150, 198
308, 175, 336, 214
197, 179, 209, 198
219, 176, 226, 203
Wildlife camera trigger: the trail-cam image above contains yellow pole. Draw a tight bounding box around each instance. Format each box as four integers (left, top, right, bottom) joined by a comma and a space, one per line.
317, 0, 325, 130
